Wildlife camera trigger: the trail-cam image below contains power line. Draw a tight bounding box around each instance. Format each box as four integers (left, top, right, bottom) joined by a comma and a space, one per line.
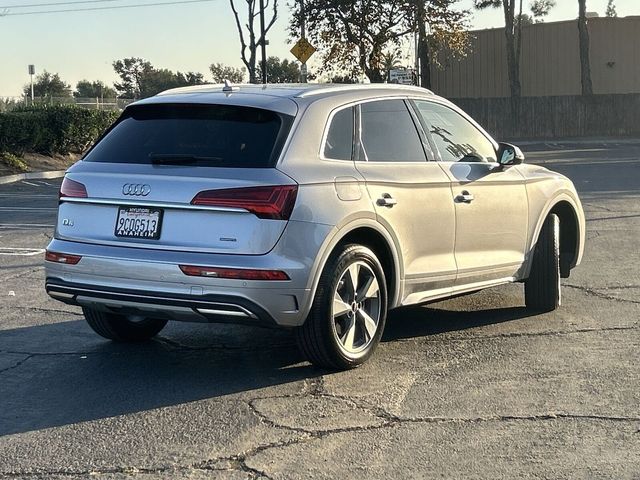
0, 0, 214, 16
0, 0, 120, 9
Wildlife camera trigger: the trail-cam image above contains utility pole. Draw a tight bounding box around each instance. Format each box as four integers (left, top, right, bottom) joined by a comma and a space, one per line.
300, 0, 307, 83
259, 0, 267, 84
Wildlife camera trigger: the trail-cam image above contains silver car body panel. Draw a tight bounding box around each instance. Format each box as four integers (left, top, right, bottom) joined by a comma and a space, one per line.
46, 83, 585, 328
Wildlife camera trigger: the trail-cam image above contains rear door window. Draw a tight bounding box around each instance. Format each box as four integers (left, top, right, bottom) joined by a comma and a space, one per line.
83, 104, 293, 168
358, 100, 427, 162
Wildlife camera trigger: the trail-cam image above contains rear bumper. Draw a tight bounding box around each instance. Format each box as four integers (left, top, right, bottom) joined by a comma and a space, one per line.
46, 279, 280, 327
44, 220, 335, 327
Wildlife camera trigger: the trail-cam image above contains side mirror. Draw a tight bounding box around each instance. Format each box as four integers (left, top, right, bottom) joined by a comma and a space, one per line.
497, 142, 525, 167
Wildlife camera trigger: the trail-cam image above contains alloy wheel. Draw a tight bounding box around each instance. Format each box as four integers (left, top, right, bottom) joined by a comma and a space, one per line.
331, 261, 382, 355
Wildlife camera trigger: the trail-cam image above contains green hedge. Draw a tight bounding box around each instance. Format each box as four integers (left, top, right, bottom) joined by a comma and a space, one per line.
0, 105, 120, 156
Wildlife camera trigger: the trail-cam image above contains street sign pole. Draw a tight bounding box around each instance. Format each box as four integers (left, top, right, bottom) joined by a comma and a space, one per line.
300, 0, 307, 83
259, 0, 267, 84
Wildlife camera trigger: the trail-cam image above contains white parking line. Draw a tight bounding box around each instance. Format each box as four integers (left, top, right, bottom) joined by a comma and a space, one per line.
20, 181, 41, 187
0, 247, 46, 256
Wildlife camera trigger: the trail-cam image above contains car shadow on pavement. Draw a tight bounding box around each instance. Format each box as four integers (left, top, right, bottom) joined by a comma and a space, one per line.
1, 300, 532, 437
383, 304, 531, 342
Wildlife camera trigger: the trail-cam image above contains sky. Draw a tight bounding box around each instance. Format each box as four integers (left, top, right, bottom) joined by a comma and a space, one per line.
0, 0, 637, 96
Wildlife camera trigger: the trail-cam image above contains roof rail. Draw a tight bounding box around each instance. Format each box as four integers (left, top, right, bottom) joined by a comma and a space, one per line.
296, 84, 434, 98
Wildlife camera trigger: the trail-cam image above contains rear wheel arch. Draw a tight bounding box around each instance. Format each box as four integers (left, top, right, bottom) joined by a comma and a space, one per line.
305, 222, 402, 319
336, 227, 398, 306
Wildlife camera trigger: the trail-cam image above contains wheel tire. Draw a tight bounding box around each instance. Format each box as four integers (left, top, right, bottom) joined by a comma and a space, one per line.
296, 244, 388, 370
525, 213, 561, 312
82, 307, 168, 342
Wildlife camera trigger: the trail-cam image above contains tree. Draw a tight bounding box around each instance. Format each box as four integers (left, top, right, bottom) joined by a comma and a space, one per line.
210, 63, 245, 83
605, 0, 617, 17
474, 0, 554, 98
113, 58, 153, 99
330, 75, 358, 84
177, 71, 206, 86
256, 56, 300, 83
229, 0, 278, 83
290, 0, 415, 83
530, 0, 555, 20
292, 1, 468, 85
517, 13, 534, 25
23, 71, 72, 99
74, 80, 117, 99
113, 58, 206, 99
578, 0, 593, 95
381, 50, 403, 82
414, 0, 470, 89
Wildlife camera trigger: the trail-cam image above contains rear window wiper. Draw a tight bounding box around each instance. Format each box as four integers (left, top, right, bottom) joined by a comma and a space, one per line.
149, 153, 224, 164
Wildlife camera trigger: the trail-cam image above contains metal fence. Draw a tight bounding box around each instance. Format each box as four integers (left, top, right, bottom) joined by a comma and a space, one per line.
0, 96, 134, 112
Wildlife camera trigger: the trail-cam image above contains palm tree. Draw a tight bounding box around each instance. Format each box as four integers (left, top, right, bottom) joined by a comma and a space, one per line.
381, 50, 403, 82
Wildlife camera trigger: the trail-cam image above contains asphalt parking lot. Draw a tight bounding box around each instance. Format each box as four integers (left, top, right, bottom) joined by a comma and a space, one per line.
1, 142, 639, 479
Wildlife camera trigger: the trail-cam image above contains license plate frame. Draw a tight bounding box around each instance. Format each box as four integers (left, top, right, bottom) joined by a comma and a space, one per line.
114, 206, 164, 240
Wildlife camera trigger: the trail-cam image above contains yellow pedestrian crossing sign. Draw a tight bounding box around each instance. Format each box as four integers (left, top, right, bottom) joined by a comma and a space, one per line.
290, 37, 316, 64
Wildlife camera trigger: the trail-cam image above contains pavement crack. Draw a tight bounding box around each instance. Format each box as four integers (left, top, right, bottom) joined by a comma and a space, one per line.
391, 324, 639, 345
247, 397, 316, 436
3, 305, 82, 316
1, 267, 43, 282
396, 412, 640, 424
565, 283, 640, 304
0, 354, 33, 375
154, 336, 295, 353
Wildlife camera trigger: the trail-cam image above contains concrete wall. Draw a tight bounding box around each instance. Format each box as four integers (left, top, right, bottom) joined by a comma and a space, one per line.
431, 16, 640, 98
452, 94, 640, 140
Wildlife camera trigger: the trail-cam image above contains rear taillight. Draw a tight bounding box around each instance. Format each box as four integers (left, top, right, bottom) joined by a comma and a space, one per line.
191, 185, 298, 220
45, 250, 82, 265
59, 177, 87, 198
179, 265, 290, 281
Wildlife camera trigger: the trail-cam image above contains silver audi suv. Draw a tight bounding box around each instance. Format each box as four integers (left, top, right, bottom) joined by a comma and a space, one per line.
45, 83, 585, 369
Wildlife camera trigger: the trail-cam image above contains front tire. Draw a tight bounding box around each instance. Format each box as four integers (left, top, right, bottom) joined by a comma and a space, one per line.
525, 213, 561, 312
83, 307, 168, 342
296, 244, 388, 370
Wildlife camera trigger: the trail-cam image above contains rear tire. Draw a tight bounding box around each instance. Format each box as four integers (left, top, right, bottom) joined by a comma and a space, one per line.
525, 213, 561, 312
296, 244, 388, 370
83, 307, 167, 342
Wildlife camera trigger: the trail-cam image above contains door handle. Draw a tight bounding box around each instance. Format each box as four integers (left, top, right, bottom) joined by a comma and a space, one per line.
455, 191, 474, 203
377, 193, 397, 208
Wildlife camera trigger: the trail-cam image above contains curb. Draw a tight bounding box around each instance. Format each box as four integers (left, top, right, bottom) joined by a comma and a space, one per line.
0, 170, 66, 185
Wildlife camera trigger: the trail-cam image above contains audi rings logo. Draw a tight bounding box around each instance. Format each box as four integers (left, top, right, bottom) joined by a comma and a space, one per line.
122, 184, 151, 196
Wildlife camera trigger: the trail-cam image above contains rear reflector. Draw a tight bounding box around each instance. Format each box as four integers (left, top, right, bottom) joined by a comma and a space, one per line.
59, 177, 88, 198
179, 265, 289, 281
191, 185, 298, 220
45, 250, 82, 265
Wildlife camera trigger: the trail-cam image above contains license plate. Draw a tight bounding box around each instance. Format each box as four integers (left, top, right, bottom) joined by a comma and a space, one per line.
115, 207, 163, 240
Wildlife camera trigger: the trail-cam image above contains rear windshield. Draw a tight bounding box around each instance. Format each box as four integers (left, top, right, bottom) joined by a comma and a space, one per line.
83, 104, 293, 168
